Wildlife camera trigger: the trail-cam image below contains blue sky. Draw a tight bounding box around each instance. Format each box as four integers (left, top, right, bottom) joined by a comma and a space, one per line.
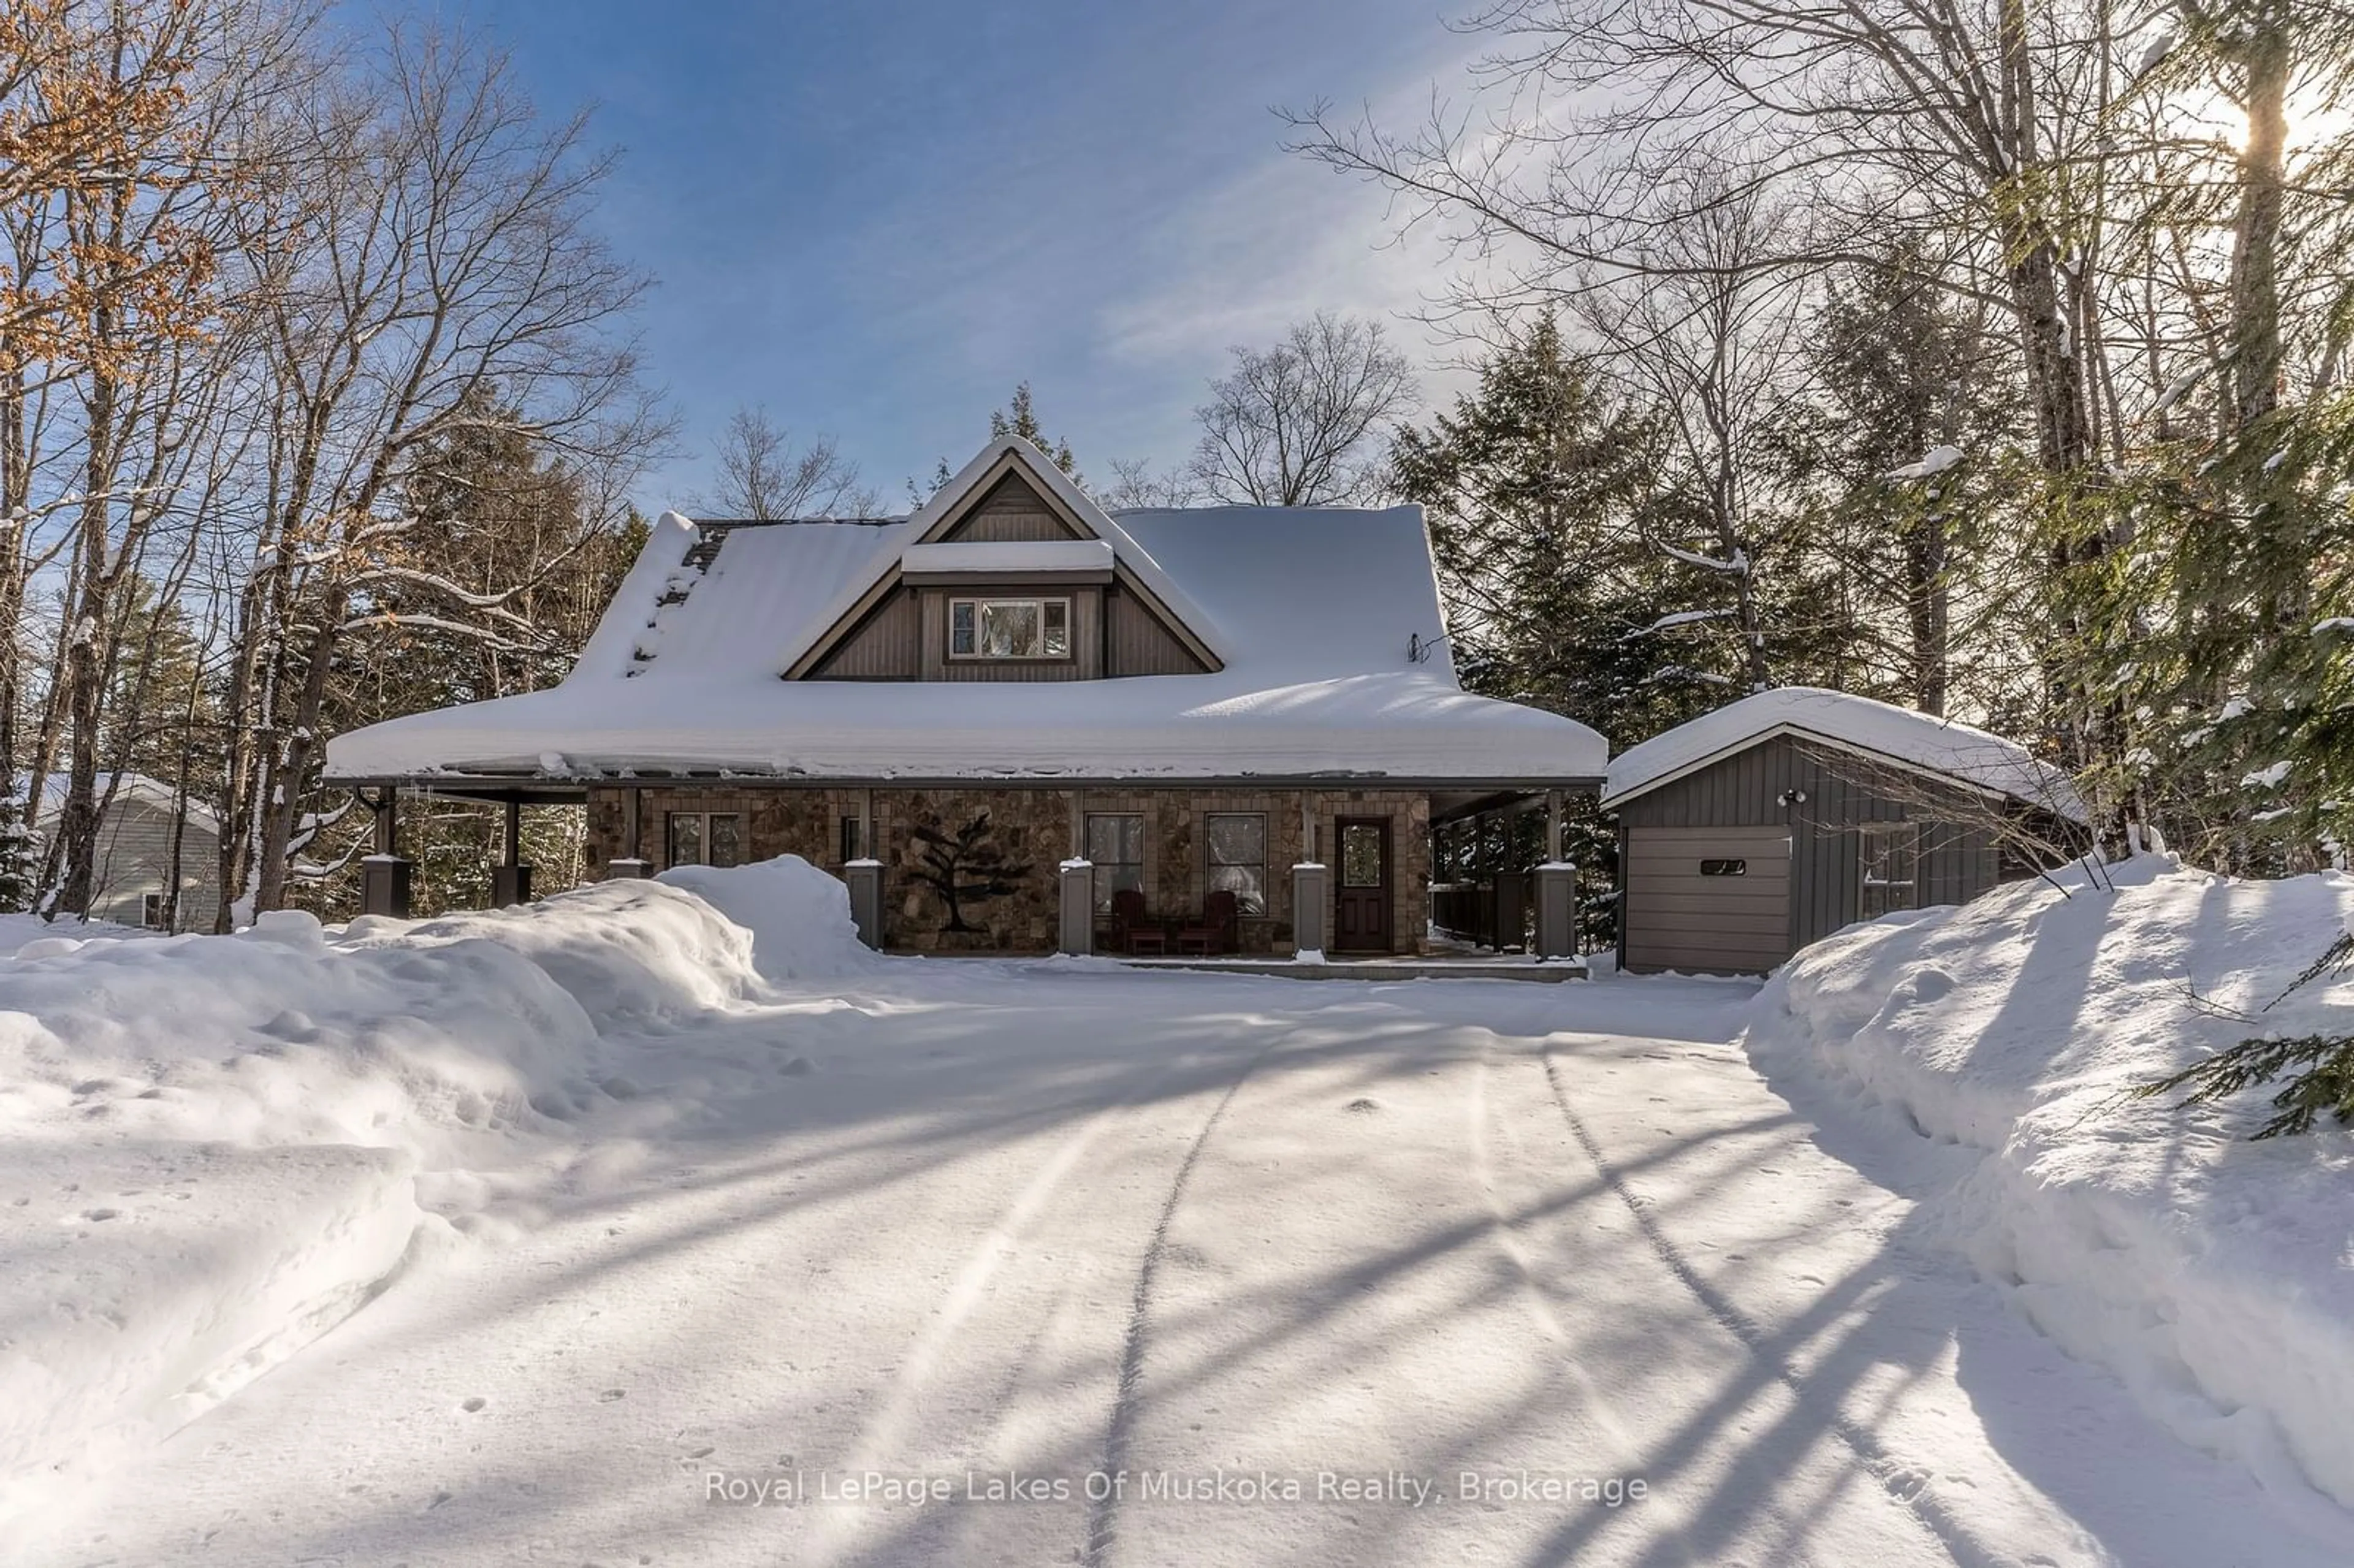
448, 0, 1482, 512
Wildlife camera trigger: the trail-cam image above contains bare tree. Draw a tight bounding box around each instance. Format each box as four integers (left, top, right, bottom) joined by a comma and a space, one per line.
216, 21, 661, 923
1189, 312, 1418, 505
1097, 456, 1199, 511
704, 406, 875, 518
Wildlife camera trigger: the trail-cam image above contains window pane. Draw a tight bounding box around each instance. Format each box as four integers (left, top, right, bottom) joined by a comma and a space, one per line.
1206, 815, 1263, 867
1208, 862, 1265, 915
839, 815, 861, 862
980, 600, 1040, 657
709, 814, 745, 868
1341, 823, 1384, 887
950, 601, 976, 657
1043, 599, 1070, 657
668, 812, 703, 867
1087, 812, 1143, 866
1095, 862, 1143, 913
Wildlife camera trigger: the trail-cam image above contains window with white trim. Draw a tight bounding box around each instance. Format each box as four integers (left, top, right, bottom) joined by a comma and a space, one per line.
1086, 813, 1143, 912
1205, 813, 1266, 915
1858, 823, 1919, 919
949, 597, 1071, 660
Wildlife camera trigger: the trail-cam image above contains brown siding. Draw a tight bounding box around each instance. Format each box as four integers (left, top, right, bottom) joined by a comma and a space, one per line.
1621, 825, 1792, 974
940, 474, 1081, 542
810, 587, 921, 679
1106, 586, 1209, 676
1617, 733, 2019, 966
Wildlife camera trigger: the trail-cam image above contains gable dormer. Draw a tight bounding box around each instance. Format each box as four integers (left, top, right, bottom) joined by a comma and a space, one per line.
784, 439, 1222, 683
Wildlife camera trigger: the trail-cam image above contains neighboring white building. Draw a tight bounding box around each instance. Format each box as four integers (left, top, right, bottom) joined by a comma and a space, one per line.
29, 773, 222, 932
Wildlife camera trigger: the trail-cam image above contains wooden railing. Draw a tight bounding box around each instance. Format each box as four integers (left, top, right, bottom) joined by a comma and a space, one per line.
1430, 872, 1529, 951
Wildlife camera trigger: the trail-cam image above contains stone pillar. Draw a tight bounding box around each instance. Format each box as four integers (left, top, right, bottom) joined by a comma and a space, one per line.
606, 858, 651, 880
1534, 862, 1577, 960
844, 858, 883, 950
1291, 862, 1328, 960
1057, 858, 1094, 956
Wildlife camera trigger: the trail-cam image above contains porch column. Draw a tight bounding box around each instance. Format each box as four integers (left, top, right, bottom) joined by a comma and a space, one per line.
609, 786, 649, 878
1057, 857, 1094, 956
1534, 789, 1575, 959
493, 797, 533, 907
844, 858, 883, 948
360, 786, 411, 918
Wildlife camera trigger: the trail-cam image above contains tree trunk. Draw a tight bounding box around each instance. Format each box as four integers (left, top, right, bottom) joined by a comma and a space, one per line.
2227, 4, 2289, 430
52, 362, 116, 920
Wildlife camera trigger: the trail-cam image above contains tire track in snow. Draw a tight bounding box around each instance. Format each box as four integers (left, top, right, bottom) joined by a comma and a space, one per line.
1537, 1038, 1986, 1568
1465, 1045, 1691, 1565
802, 1050, 1202, 1568
1080, 1032, 1286, 1568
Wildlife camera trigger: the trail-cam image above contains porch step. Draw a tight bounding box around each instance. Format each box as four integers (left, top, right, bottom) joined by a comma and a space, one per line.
1117, 956, 1587, 983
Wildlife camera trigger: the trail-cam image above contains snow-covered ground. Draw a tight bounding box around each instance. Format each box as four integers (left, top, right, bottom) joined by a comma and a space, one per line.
1746, 856, 2354, 1519
3, 858, 2348, 1565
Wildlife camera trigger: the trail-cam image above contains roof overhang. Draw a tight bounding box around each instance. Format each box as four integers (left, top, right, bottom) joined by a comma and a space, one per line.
333, 771, 1607, 795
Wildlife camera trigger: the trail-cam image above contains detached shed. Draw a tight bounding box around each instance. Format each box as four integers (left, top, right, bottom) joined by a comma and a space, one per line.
1600, 688, 2087, 975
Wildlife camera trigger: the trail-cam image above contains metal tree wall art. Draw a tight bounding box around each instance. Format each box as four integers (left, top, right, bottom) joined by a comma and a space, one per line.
911, 811, 1032, 932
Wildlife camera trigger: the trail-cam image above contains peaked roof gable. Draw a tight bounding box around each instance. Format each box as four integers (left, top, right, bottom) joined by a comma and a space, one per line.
779, 439, 1224, 679
1601, 687, 2089, 824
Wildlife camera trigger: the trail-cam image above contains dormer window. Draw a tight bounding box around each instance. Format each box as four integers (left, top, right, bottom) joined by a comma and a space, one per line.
949, 596, 1071, 660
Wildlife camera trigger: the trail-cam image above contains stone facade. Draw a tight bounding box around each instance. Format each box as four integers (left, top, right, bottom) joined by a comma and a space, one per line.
583, 783, 1433, 956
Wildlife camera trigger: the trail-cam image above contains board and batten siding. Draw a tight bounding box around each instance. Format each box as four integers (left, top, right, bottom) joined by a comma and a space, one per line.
1616, 734, 2004, 973
1106, 586, 1209, 676
943, 474, 1083, 542
809, 588, 921, 679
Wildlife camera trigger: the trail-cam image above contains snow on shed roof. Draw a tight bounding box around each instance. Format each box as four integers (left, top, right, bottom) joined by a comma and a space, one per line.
24, 772, 221, 834
1601, 687, 2088, 824
322, 442, 1607, 786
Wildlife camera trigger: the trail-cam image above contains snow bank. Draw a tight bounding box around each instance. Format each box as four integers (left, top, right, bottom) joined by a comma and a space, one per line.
1743, 860, 2354, 1507
0, 854, 871, 1528
657, 855, 884, 982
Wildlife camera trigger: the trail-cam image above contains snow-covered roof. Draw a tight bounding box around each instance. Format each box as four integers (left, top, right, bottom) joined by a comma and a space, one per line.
1601, 687, 2089, 824
324, 440, 1607, 786
23, 772, 221, 834
899, 539, 1114, 577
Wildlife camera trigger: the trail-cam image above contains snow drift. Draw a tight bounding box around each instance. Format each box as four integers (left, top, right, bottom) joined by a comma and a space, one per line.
0, 856, 872, 1529
1743, 859, 2354, 1509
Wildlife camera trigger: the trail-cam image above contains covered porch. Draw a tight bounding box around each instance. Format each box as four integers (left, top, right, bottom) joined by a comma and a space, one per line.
333, 773, 1594, 966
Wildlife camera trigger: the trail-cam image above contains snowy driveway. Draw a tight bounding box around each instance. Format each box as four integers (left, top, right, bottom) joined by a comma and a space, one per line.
23, 962, 2348, 1567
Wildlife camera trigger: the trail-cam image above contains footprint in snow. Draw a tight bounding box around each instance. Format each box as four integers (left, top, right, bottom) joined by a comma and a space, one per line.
461, 1397, 487, 1413
598, 1388, 625, 1402
778, 1056, 814, 1076
1343, 1097, 1381, 1114
81, 1208, 120, 1222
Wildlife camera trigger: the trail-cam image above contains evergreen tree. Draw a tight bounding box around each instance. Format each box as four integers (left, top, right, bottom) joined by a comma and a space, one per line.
1772, 249, 2028, 717
988, 382, 1078, 479
1392, 314, 1696, 753
300, 393, 644, 917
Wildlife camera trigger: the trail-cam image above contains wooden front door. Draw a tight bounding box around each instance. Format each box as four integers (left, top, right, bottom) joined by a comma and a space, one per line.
1334, 816, 1392, 952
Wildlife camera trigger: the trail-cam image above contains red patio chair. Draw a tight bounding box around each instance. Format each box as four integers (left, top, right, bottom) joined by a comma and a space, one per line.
1110, 887, 1167, 955
1177, 889, 1239, 957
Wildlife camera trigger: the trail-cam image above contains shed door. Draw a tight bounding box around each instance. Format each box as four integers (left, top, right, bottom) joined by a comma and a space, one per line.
1623, 826, 1792, 975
